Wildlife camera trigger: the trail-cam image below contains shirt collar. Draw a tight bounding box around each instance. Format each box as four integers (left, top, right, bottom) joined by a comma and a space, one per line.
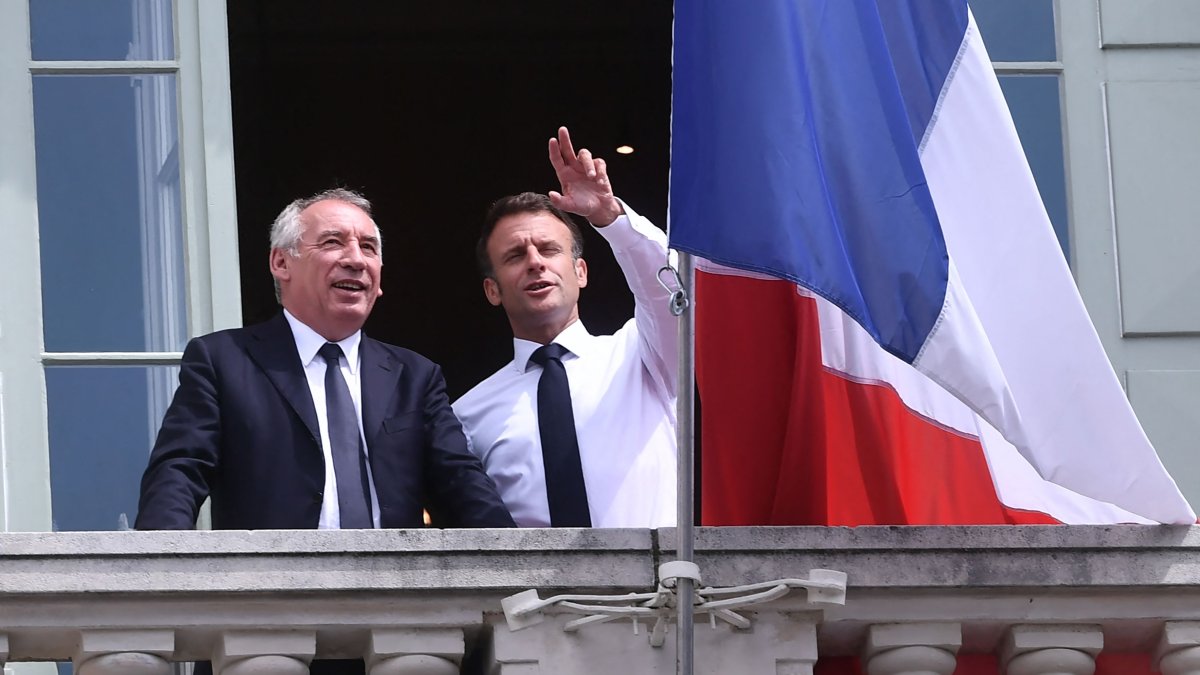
283, 309, 362, 374
512, 319, 593, 372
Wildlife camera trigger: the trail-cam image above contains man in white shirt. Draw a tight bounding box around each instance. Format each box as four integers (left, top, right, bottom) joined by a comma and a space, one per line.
453, 127, 678, 528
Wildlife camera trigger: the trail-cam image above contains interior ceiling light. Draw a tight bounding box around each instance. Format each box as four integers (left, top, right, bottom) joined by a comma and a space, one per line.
616, 145, 635, 155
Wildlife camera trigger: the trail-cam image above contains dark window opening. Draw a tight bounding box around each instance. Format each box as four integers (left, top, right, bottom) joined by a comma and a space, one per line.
227, 1, 673, 398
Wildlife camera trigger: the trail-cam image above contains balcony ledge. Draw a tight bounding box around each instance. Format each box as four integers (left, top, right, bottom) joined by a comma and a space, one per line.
0, 525, 1196, 665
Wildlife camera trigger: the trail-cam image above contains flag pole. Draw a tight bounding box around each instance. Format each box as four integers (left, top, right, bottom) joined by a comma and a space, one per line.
675, 250, 696, 675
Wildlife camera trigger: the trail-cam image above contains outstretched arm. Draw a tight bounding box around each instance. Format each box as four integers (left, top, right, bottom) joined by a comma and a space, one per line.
548, 126, 679, 400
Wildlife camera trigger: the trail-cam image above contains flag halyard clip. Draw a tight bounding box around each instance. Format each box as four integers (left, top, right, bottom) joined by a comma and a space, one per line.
500, 564, 847, 647
658, 264, 689, 316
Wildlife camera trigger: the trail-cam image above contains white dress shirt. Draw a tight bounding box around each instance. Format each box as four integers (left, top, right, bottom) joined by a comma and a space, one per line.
452, 203, 678, 528
283, 310, 382, 529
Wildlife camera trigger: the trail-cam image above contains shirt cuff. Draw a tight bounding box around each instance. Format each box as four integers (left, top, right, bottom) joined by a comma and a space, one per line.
595, 199, 650, 252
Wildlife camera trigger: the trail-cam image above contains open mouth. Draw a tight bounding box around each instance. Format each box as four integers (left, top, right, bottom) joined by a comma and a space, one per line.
525, 280, 554, 292
332, 280, 366, 292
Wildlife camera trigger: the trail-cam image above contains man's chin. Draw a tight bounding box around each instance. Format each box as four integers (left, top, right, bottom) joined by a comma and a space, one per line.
509, 302, 575, 329
326, 305, 373, 330
513, 298, 562, 318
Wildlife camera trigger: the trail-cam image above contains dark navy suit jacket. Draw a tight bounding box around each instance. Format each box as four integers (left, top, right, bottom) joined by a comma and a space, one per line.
136, 313, 514, 530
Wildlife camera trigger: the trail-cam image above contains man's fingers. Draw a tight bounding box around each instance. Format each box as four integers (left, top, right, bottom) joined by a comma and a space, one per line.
548, 190, 566, 208
548, 137, 567, 172
557, 126, 577, 162
594, 157, 608, 183
579, 148, 596, 178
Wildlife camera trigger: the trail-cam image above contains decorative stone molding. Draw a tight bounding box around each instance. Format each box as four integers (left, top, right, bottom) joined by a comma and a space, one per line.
1005, 648, 1095, 675
367, 654, 457, 675
76, 653, 170, 675
218, 654, 308, 675
366, 628, 464, 675
214, 630, 315, 675
75, 629, 174, 675
1001, 624, 1103, 675
862, 622, 960, 675
1156, 621, 1200, 675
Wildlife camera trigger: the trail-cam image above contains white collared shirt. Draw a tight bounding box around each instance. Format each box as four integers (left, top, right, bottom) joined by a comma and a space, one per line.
452, 205, 678, 528
283, 310, 382, 529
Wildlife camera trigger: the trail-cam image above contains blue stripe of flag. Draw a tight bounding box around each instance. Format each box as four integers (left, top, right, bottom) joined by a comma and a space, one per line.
669, 0, 968, 362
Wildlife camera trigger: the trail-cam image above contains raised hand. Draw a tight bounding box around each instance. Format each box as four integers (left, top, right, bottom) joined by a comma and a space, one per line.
548, 126, 624, 227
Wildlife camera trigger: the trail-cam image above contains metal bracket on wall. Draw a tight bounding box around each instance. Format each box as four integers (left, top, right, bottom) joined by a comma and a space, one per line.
501, 564, 847, 647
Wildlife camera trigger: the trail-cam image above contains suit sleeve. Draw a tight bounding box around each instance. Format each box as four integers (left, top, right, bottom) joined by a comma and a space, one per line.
420, 364, 517, 527
134, 337, 220, 529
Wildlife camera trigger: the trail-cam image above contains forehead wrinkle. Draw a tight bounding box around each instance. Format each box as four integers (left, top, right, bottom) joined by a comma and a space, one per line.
514, 228, 564, 247
498, 240, 530, 259
310, 227, 378, 244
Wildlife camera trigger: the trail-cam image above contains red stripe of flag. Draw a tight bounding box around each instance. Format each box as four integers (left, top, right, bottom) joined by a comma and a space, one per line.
696, 271, 1056, 526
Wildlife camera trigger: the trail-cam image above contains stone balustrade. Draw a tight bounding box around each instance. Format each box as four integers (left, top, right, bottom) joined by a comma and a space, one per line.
0, 526, 1198, 674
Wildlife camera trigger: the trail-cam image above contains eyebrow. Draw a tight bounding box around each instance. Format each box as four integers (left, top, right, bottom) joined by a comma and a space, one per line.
315, 229, 380, 246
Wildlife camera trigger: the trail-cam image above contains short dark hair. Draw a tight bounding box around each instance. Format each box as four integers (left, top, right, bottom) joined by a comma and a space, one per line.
476, 192, 585, 279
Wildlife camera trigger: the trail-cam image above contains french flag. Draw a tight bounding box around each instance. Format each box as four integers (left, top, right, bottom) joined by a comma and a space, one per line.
669, 0, 1196, 526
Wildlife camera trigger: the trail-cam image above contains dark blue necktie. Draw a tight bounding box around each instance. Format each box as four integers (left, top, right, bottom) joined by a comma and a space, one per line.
319, 343, 373, 529
529, 343, 591, 527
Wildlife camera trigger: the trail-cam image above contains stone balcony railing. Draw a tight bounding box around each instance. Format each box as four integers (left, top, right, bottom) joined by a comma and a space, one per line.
1, 526, 1199, 675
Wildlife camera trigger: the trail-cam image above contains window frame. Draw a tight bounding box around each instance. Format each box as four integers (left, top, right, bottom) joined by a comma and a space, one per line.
0, 0, 240, 532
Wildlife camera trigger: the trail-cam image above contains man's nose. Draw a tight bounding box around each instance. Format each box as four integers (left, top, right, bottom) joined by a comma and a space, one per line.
341, 242, 367, 268
525, 247, 546, 270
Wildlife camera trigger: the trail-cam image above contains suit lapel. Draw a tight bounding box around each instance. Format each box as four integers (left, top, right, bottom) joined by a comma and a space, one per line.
360, 336, 404, 447
244, 314, 321, 442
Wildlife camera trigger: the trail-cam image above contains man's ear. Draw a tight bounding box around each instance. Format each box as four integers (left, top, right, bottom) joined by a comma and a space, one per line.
575, 257, 588, 289
269, 248, 290, 284
483, 277, 502, 307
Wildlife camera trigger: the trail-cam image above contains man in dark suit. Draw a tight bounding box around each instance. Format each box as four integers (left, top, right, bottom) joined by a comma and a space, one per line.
136, 189, 513, 675
136, 187, 514, 531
